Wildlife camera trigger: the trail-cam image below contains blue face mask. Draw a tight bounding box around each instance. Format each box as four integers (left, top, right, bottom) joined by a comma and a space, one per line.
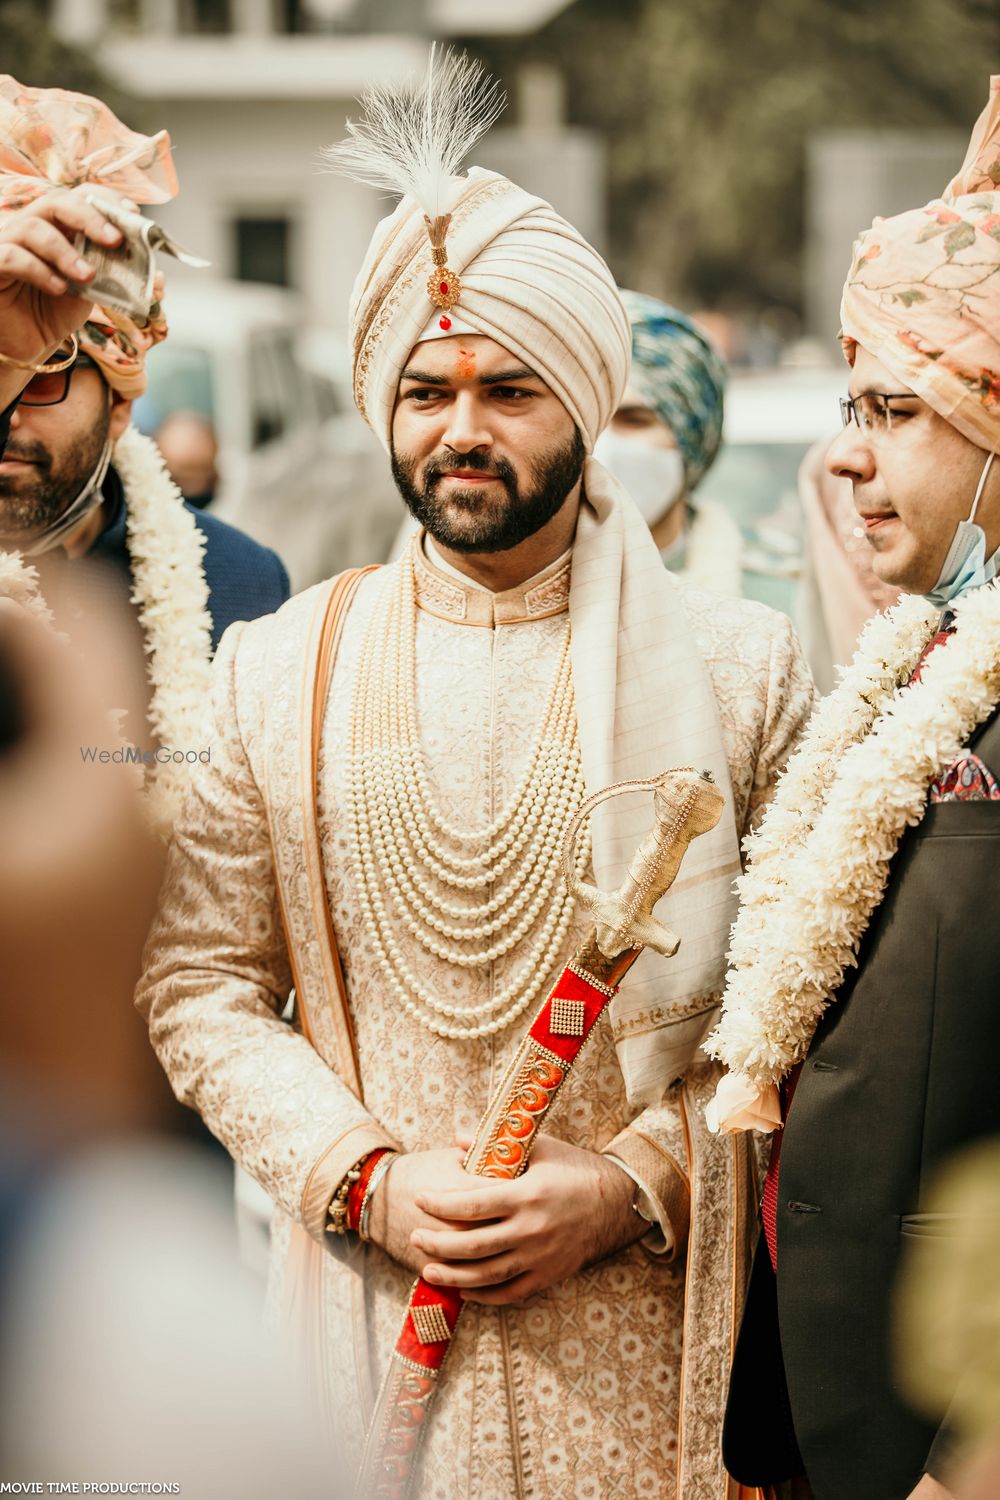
925, 450, 999, 609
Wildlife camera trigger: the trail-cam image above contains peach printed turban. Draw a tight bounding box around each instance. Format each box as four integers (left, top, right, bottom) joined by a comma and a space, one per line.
0, 76, 178, 397
347, 164, 632, 455
840, 76, 1000, 452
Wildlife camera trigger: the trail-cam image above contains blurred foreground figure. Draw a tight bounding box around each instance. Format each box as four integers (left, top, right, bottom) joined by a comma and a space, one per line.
594, 291, 742, 594
796, 438, 902, 692
0, 78, 289, 834
896, 1139, 1000, 1500
711, 78, 1000, 1500
154, 408, 219, 509
138, 48, 813, 1500
0, 597, 336, 1499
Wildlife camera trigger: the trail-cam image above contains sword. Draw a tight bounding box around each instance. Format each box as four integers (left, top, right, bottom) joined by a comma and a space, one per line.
356, 767, 725, 1500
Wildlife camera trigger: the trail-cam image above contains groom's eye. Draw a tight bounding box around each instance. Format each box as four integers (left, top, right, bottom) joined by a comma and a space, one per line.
405, 388, 446, 404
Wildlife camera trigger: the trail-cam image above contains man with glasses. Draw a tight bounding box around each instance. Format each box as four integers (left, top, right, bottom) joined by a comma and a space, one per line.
712, 79, 1000, 1500
0, 283, 289, 660
0, 187, 118, 449
0, 82, 289, 715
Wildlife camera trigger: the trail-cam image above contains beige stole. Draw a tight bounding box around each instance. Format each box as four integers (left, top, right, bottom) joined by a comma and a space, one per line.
572, 459, 742, 1107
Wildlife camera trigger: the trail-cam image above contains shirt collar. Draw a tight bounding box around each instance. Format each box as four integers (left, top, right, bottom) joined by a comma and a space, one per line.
414, 531, 572, 626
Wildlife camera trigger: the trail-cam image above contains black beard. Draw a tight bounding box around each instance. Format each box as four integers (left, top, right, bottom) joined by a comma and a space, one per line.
390, 429, 586, 555
0, 408, 110, 537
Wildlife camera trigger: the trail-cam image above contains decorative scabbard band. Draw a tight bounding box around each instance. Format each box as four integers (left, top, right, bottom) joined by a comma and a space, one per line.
355, 957, 634, 1500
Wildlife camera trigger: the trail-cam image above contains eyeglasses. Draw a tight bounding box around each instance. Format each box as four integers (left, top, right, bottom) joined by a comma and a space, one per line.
839, 392, 916, 435
16, 354, 100, 408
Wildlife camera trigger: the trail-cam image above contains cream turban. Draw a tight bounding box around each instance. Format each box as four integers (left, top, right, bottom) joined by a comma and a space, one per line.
347, 164, 631, 455
841, 76, 1000, 453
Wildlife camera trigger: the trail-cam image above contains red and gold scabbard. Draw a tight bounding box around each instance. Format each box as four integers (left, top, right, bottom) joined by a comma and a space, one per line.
356, 768, 725, 1500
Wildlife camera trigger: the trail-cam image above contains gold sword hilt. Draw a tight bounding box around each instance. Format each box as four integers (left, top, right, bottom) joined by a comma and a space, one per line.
563, 768, 726, 961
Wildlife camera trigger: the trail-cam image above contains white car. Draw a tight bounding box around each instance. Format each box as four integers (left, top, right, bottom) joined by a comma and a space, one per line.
133, 279, 401, 591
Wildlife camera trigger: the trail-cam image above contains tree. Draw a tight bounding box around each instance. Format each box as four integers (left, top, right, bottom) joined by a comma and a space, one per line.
0, 1, 144, 128
465, 0, 998, 319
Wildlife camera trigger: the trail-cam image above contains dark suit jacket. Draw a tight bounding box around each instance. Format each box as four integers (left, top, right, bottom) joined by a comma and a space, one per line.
724, 704, 1000, 1500
91, 466, 289, 651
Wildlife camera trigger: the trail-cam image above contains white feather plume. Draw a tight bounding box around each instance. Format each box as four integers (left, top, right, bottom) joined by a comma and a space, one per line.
321, 44, 506, 221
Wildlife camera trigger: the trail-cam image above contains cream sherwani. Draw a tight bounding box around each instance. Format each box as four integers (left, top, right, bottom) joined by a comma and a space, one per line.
138, 530, 813, 1500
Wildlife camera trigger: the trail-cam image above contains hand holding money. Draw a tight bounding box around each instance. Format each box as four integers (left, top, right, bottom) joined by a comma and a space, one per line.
0, 186, 124, 370
64, 192, 208, 326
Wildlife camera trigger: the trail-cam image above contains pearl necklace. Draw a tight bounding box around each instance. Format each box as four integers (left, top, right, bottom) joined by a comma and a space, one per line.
346, 556, 591, 1040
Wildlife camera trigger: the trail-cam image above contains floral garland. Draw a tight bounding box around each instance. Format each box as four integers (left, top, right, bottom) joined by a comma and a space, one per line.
114, 424, 214, 834
705, 581, 1000, 1124
0, 549, 56, 624
0, 431, 213, 835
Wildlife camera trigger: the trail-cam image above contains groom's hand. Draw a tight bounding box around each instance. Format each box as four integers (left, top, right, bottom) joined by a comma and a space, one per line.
366, 1146, 476, 1276
410, 1135, 645, 1305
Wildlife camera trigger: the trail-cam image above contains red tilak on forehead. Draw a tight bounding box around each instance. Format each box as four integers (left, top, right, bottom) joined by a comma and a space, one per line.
455, 347, 476, 380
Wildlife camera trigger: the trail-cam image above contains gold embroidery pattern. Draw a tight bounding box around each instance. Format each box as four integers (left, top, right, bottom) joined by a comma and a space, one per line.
413, 567, 469, 622
411, 1303, 453, 1346
609, 992, 722, 1043
566, 961, 617, 999
550, 998, 586, 1037
525, 562, 572, 618
475, 1050, 566, 1179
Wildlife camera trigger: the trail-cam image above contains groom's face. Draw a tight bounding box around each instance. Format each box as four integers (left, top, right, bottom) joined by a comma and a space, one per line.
390, 335, 584, 554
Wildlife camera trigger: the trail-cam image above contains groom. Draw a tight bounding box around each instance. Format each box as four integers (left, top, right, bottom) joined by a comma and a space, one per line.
712, 78, 1000, 1500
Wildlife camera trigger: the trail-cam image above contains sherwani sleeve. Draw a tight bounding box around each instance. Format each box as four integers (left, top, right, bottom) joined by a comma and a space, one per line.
135, 621, 397, 1245
602, 612, 817, 1257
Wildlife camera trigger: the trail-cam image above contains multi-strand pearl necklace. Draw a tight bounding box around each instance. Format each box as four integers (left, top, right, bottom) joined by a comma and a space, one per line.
346, 556, 590, 1040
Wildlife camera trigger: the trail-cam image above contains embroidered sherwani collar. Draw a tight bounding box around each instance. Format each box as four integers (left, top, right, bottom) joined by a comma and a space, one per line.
413, 532, 571, 626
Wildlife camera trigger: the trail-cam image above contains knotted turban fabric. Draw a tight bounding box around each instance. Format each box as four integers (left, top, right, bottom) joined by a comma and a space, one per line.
841, 75, 1000, 452
0, 76, 177, 398
348, 166, 632, 454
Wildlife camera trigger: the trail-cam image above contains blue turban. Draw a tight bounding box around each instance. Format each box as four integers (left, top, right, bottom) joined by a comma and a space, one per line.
619, 290, 727, 493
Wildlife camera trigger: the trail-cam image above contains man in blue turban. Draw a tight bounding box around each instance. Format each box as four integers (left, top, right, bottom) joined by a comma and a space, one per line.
594, 290, 742, 593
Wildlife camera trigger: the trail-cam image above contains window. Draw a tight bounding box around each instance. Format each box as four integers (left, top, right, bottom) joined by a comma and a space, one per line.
233, 216, 293, 289
178, 0, 232, 32
249, 334, 306, 449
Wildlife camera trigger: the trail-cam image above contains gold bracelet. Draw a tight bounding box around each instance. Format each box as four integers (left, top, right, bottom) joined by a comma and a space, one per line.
325, 1160, 364, 1237
0, 332, 79, 375
358, 1150, 399, 1243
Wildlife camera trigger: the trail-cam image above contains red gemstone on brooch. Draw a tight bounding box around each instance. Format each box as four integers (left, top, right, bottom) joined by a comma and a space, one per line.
439, 316, 452, 331
428, 266, 461, 312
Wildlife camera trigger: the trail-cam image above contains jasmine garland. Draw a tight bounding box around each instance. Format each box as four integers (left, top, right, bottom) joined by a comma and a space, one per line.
705, 581, 1000, 1128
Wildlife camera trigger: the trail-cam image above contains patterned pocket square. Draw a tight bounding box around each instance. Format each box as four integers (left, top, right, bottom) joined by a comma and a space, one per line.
929, 753, 1000, 803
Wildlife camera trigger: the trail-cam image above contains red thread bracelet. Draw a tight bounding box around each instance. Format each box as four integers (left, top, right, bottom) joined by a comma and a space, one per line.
346, 1147, 392, 1233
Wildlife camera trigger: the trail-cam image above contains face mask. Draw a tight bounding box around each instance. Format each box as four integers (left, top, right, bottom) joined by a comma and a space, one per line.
593, 428, 685, 526
14, 438, 114, 557
925, 450, 999, 609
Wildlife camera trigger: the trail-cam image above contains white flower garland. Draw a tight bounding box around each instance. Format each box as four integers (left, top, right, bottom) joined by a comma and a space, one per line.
0, 550, 56, 625
706, 581, 1000, 1093
1, 431, 213, 835
114, 424, 214, 834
